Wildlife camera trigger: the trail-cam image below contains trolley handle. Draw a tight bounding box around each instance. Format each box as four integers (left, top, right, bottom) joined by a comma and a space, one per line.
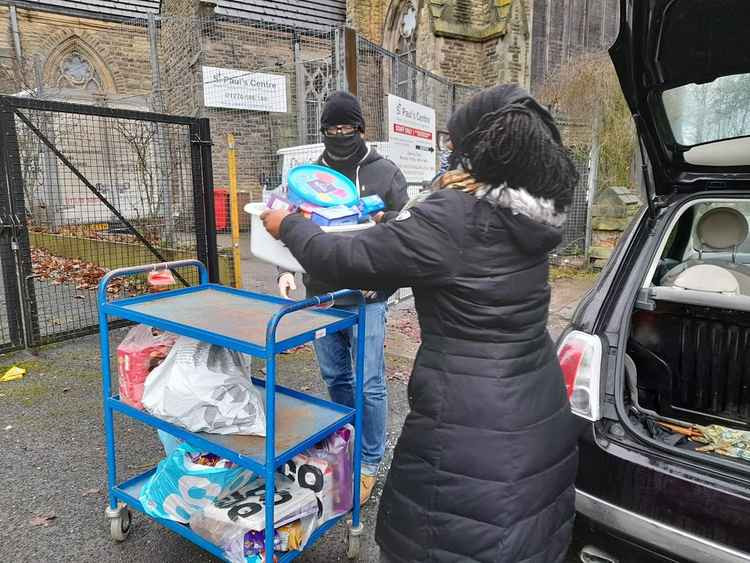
265, 289, 365, 346
97, 260, 208, 304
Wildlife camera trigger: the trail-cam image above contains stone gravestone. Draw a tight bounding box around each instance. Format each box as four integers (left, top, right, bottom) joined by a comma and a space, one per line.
590, 186, 641, 268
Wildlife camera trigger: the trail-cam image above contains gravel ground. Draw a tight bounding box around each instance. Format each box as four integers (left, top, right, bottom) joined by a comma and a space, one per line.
0, 273, 594, 563
0, 333, 411, 563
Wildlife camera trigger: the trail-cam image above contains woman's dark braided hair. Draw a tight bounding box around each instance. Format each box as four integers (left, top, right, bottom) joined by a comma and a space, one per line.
451, 101, 579, 213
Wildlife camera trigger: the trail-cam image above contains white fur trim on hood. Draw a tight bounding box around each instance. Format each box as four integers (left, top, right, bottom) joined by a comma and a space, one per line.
474, 184, 568, 228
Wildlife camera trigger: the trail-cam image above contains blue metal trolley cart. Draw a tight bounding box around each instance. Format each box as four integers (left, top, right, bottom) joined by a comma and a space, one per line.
97, 260, 366, 561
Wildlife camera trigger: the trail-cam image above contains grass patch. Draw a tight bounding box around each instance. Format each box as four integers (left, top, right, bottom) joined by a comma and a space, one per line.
75, 370, 103, 381
0, 380, 51, 406
550, 266, 599, 282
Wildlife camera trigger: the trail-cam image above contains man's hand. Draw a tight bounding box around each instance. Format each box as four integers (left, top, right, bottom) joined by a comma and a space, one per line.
260, 209, 290, 239
372, 211, 385, 224
278, 272, 296, 299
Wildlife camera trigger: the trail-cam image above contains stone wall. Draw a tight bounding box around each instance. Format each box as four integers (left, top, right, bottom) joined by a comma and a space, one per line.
351, 0, 532, 89
482, 0, 530, 88
436, 37, 483, 85
6, 7, 151, 100
590, 186, 641, 268
0, 5, 15, 94
347, 0, 387, 44
159, 2, 332, 199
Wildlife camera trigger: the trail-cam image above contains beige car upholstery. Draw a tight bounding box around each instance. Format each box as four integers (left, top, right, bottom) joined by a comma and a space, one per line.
672, 264, 739, 295
661, 207, 750, 295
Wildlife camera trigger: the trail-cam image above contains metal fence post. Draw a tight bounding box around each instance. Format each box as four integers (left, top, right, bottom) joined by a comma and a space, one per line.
149, 13, 177, 247
0, 104, 27, 350
584, 119, 601, 264
195, 118, 220, 283
293, 33, 307, 145
334, 27, 345, 91
33, 55, 63, 232
0, 104, 40, 348
344, 27, 358, 96
227, 133, 242, 288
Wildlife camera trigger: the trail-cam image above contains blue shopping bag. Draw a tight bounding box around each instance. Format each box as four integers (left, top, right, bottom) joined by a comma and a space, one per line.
140, 442, 256, 524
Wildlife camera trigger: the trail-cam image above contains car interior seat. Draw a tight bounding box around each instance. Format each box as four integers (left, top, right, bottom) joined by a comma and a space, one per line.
660, 207, 750, 295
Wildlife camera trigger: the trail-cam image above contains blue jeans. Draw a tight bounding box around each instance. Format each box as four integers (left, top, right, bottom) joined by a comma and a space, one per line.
313, 300, 387, 476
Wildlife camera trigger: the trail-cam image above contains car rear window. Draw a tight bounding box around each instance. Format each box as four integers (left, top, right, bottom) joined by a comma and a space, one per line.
662, 72, 750, 146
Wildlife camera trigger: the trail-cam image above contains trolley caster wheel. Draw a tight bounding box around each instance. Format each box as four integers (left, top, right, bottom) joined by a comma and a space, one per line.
105, 503, 132, 542
346, 521, 363, 560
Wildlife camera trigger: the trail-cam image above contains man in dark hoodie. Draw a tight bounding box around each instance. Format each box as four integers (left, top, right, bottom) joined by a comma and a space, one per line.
277, 91, 408, 505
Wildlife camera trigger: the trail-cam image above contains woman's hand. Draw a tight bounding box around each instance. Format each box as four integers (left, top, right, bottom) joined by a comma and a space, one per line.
260, 209, 290, 239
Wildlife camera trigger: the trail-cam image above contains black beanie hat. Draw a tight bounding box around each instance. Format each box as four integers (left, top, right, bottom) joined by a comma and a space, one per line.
321, 91, 365, 131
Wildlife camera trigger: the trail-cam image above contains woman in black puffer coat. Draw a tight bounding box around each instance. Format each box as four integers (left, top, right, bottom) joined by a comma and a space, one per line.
262, 84, 581, 562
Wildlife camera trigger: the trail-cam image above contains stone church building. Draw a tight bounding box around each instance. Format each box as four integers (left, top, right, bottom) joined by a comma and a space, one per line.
0, 0, 618, 197
1, 0, 618, 102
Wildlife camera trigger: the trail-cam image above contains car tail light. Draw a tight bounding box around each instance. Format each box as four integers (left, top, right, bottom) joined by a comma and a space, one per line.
557, 331, 603, 421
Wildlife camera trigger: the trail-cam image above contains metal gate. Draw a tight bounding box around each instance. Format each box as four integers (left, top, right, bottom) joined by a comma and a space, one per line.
0, 96, 219, 351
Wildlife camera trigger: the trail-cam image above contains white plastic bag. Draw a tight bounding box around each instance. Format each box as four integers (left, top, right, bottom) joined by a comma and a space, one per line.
190, 474, 318, 563
142, 336, 266, 436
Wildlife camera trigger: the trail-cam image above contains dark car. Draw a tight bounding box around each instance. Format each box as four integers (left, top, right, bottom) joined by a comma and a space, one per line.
558, 1, 750, 562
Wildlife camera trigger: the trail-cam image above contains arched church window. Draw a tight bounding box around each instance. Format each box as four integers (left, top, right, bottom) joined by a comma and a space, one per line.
393, 0, 418, 101
56, 51, 103, 93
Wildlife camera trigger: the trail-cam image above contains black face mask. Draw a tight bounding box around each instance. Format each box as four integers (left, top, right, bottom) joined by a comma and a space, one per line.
324, 134, 366, 162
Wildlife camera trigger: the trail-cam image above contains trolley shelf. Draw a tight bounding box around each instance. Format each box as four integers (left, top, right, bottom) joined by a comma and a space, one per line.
113, 467, 345, 563
102, 284, 358, 356
109, 378, 354, 471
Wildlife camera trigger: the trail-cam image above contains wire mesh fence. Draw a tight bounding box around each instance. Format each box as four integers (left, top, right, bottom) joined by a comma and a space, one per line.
0, 12, 595, 346
0, 95, 215, 348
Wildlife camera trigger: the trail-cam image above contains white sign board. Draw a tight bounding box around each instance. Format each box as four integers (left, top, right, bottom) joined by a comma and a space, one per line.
202, 66, 287, 113
387, 94, 436, 183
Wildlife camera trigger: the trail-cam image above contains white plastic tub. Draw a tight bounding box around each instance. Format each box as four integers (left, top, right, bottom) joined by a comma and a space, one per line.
245, 202, 374, 273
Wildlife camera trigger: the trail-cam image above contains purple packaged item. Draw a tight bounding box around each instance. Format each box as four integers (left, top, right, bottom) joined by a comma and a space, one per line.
281, 424, 354, 523
315, 425, 354, 515
244, 529, 281, 557
266, 194, 296, 213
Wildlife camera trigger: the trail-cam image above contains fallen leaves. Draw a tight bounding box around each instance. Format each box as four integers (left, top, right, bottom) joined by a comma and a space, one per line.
391, 311, 421, 343
29, 513, 57, 527
31, 248, 141, 295
31, 248, 106, 290
387, 369, 410, 384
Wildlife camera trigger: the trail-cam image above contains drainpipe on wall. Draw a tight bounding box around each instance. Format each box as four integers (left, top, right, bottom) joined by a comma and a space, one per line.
9, 5, 24, 70
33, 55, 64, 232
148, 13, 176, 246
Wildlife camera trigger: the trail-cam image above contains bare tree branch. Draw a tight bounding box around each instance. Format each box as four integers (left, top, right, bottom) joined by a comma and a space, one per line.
540, 52, 636, 191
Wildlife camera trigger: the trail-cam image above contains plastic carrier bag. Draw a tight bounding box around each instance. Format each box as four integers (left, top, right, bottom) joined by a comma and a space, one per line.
117, 325, 177, 409
281, 424, 354, 524
190, 474, 318, 563
142, 336, 266, 436
139, 442, 255, 524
